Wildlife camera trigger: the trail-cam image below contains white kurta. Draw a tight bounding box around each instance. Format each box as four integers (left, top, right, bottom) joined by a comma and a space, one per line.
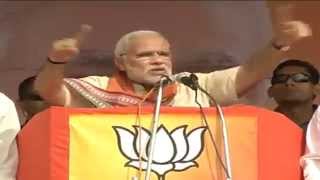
301, 106, 320, 180
0, 93, 20, 180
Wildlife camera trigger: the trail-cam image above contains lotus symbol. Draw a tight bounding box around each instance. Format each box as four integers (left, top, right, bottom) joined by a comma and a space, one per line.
113, 125, 207, 180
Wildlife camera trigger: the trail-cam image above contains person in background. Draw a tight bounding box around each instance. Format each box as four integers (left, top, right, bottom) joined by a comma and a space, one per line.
17, 76, 49, 126
268, 59, 319, 131
268, 59, 320, 180
0, 92, 20, 180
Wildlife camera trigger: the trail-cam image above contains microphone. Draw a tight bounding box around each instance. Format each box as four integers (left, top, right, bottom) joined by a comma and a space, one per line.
181, 73, 198, 90
168, 72, 198, 90
171, 72, 232, 179
162, 72, 190, 82
161, 72, 197, 89
183, 73, 232, 179
160, 72, 232, 179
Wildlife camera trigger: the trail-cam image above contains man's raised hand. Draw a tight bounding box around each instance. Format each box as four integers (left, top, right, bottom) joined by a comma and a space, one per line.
272, 4, 312, 49
48, 24, 93, 63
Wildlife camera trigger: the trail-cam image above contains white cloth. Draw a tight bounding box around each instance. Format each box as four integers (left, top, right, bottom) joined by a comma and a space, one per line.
301, 106, 320, 180
0, 93, 20, 180
172, 67, 239, 107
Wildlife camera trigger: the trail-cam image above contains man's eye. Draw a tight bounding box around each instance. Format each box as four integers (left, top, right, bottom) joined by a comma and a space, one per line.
274, 75, 287, 80
136, 52, 154, 58
158, 51, 170, 57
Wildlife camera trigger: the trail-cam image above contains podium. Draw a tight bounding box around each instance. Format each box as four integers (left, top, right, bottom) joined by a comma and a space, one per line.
17, 105, 304, 180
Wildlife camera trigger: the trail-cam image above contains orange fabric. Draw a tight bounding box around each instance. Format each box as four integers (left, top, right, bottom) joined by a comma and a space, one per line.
16, 105, 304, 180
17, 107, 70, 180
257, 107, 304, 180
107, 71, 177, 103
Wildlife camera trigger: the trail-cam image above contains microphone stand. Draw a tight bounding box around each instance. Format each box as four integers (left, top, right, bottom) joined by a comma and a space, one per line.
187, 74, 232, 180
197, 85, 232, 180
144, 78, 165, 180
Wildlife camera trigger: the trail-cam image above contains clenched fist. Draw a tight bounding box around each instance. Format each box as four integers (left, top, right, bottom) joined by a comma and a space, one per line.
48, 24, 92, 63
271, 4, 312, 50
273, 21, 312, 50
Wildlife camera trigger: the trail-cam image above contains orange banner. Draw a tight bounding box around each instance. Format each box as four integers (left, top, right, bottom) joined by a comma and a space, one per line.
69, 108, 257, 180
17, 105, 303, 180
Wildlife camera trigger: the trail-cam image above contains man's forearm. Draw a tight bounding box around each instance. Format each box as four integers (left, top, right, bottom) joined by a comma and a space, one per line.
35, 61, 67, 106
235, 42, 283, 97
35, 25, 91, 106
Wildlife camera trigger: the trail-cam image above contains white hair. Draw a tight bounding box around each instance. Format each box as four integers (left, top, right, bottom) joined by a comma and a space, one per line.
114, 30, 166, 58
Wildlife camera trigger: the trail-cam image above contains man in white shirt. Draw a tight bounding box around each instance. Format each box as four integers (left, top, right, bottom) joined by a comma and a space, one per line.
302, 108, 320, 180
0, 92, 20, 180
34, 17, 312, 108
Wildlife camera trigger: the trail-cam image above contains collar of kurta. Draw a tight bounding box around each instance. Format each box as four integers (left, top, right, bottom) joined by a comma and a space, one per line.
106, 71, 177, 106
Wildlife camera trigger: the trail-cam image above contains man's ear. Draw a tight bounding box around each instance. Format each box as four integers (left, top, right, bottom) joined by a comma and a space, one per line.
114, 57, 125, 71
313, 84, 320, 96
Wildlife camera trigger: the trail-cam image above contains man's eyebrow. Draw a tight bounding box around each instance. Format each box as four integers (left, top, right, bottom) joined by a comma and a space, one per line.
136, 50, 170, 55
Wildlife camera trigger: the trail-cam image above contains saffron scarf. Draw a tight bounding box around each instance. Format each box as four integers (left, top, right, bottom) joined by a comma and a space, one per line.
64, 71, 177, 107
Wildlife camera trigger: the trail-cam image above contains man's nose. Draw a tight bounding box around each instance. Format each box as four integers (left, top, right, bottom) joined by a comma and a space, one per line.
150, 52, 167, 63
285, 77, 295, 86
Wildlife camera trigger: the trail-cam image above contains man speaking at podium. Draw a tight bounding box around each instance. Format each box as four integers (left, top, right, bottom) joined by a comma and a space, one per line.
34, 12, 311, 108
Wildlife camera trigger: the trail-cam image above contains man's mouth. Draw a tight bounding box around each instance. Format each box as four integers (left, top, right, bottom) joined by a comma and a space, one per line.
149, 68, 168, 75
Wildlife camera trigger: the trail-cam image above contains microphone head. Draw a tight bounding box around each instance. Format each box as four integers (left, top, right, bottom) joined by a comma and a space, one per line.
174, 72, 191, 80
158, 74, 174, 86
190, 73, 199, 81
175, 72, 198, 90
161, 72, 190, 83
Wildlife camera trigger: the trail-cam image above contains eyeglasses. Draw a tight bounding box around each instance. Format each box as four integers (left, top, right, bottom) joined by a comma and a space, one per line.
271, 73, 313, 85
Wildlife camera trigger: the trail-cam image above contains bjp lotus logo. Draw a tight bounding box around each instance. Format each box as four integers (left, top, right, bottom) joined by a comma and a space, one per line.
113, 125, 207, 180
